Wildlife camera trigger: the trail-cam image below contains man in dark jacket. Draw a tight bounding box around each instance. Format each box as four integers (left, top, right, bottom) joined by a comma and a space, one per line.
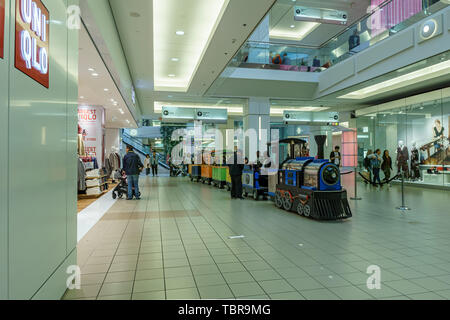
228, 147, 244, 199
123, 145, 143, 200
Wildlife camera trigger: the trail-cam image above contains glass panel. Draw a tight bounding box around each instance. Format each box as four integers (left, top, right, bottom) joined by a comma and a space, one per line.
229, 0, 448, 73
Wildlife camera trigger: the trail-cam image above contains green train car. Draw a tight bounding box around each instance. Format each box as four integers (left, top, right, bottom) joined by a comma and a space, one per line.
212, 166, 231, 191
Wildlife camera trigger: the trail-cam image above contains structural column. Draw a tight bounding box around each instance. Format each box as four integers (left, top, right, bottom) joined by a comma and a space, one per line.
243, 97, 271, 162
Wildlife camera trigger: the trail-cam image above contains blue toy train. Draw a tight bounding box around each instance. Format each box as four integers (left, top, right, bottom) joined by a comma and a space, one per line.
267, 138, 352, 220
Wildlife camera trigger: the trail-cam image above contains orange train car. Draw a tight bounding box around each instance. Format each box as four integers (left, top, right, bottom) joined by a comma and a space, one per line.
201, 165, 213, 185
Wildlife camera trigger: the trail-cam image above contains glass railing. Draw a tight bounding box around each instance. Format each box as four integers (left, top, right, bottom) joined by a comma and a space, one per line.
229, 0, 448, 73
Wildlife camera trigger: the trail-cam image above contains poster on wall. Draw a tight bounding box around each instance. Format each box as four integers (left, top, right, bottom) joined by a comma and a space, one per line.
15, 0, 50, 88
417, 115, 450, 166
0, 0, 5, 59
78, 106, 105, 167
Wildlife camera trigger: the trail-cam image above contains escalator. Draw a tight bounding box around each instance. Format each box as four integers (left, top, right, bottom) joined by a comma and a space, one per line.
122, 132, 170, 170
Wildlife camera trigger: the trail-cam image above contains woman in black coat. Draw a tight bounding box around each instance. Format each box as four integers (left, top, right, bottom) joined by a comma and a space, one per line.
381, 150, 393, 182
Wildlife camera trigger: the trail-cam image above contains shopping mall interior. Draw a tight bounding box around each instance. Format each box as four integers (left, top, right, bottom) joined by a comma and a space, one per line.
1, 0, 450, 303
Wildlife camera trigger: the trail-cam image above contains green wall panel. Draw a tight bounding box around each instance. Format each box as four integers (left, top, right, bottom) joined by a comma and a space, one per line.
0, 0, 10, 301
5, 0, 78, 299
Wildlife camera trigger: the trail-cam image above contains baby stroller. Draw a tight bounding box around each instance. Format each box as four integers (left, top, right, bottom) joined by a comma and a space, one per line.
112, 170, 140, 199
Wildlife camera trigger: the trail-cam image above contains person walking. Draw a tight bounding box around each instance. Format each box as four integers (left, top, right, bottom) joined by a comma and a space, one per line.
330, 146, 342, 167
369, 149, 382, 187
151, 150, 158, 176
228, 147, 244, 199
348, 29, 360, 51
381, 150, 392, 182
144, 154, 151, 176
123, 145, 143, 200
363, 149, 373, 184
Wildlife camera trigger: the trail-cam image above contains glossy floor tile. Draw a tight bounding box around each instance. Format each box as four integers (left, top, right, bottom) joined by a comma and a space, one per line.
63, 174, 450, 300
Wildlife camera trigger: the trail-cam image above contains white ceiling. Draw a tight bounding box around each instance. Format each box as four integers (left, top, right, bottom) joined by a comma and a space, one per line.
110, 0, 277, 117
269, 0, 371, 46
153, 0, 230, 92
78, 24, 137, 129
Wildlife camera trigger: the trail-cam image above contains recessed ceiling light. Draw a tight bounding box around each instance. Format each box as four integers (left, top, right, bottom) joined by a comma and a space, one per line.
80, 96, 84, 99
171, 58, 179, 62
119, 108, 125, 114
104, 88, 109, 92
88, 68, 94, 72
92, 73, 99, 77
175, 30, 185, 36
290, 25, 295, 28
126, 120, 130, 124
168, 74, 176, 77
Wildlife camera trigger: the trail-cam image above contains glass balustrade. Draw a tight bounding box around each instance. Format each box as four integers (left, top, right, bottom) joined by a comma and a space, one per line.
229, 0, 447, 74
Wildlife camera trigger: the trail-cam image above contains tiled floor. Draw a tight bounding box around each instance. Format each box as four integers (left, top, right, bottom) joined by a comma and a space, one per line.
63, 174, 450, 300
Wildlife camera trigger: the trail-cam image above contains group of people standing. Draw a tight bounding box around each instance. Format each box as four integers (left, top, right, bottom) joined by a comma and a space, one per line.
144, 151, 159, 177
363, 149, 393, 187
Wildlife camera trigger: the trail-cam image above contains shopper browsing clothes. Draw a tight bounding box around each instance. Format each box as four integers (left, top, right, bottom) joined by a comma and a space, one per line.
381, 150, 393, 182
228, 147, 244, 199
369, 149, 382, 187
151, 150, 158, 176
144, 154, 151, 176
123, 145, 143, 200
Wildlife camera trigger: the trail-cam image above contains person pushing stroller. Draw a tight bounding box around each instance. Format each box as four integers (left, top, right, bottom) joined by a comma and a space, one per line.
123, 145, 143, 200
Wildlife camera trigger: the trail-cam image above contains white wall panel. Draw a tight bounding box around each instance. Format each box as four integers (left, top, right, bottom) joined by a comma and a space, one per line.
357, 29, 414, 72
319, 58, 355, 92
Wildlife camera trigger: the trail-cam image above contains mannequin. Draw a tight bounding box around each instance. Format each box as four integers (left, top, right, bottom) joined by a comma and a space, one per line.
410, 142, 420, 180
396, 140, 409, 178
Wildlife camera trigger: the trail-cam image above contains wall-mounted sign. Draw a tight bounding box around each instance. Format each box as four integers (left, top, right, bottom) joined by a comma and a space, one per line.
15, 0, 50, 88
0, 0, 5, 59
78, 106, 105, 166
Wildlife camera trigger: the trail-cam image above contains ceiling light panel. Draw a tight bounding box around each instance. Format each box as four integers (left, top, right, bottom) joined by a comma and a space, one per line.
338, 59, 450, 100
270, 21, 319, 41
153, 0, 230, 92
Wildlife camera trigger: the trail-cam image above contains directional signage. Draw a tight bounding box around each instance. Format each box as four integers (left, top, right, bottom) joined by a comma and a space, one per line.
283, 111, 339, 125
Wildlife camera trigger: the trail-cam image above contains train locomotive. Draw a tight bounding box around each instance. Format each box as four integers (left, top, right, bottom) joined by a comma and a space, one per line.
270, 138, 352, 220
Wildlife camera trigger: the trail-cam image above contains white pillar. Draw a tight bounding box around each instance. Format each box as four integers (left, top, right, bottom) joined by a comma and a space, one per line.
243, 97, 271, 162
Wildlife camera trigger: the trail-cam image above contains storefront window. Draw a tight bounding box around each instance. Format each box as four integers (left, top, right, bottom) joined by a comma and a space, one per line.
357, 89, 450, 188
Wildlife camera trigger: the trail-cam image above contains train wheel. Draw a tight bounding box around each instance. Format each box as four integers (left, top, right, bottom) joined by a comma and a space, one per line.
297, 203, 304, 216
253, 190, 259, 201
304, 205, 311, 217
275, 191, 282, 208
283, 192, 293, 211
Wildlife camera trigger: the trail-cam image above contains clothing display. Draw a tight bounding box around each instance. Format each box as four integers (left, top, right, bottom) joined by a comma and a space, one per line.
411, 147, 421, 180
77, 158, 86, 191
397, 145, 409, 177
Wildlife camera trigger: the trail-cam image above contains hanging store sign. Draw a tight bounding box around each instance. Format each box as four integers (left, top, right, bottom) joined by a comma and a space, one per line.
195, 108, 228, 124
15, 0, 50, 88
284, 111, 339, 125
294, 6, 348, 25
0, 0, 4, 59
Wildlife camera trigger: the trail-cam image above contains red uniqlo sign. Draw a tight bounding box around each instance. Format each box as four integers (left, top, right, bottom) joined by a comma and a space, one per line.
0, 0, 5, 59
15, 0, 50, 88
